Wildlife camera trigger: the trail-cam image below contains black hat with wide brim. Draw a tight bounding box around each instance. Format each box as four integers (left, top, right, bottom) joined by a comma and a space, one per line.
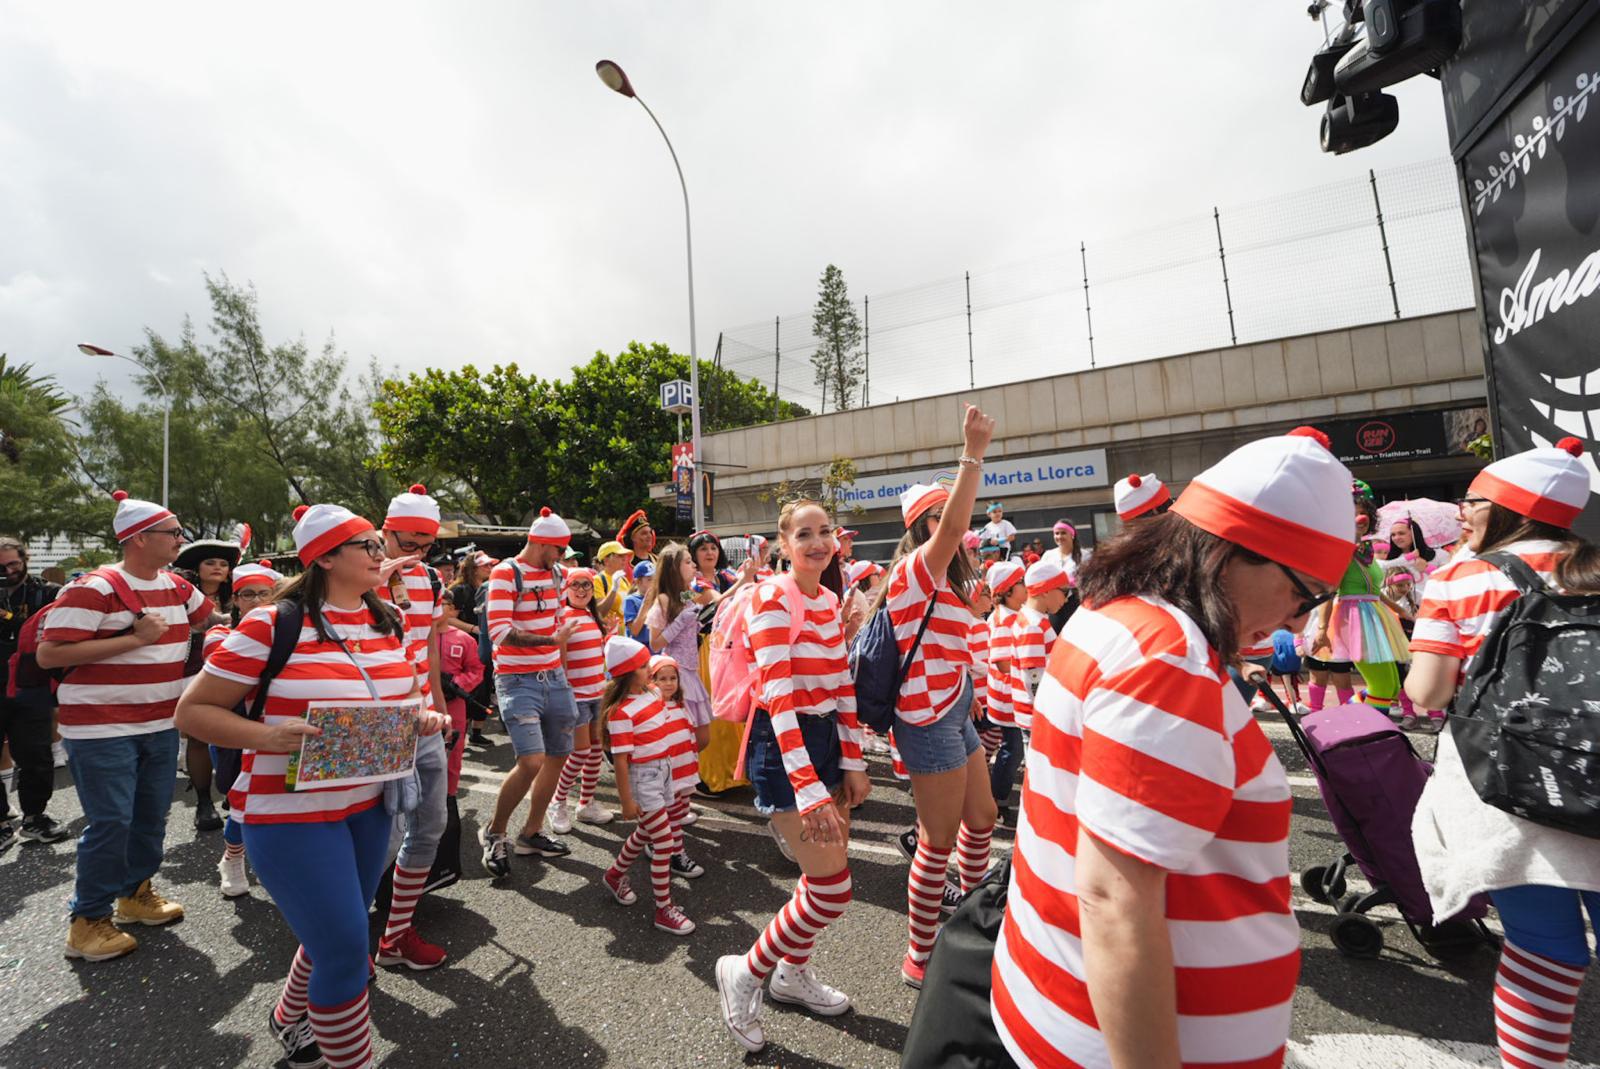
174, 539, 243, 572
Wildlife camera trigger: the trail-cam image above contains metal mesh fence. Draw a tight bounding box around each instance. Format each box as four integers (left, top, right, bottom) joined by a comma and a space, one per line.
716, 157, 1474, 417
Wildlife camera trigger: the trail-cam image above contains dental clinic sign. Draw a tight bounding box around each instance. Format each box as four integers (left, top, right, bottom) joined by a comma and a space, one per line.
834, 449, 1108, 508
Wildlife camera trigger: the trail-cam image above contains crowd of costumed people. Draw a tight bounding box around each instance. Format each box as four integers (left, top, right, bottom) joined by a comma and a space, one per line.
3, 403, 1597, 1069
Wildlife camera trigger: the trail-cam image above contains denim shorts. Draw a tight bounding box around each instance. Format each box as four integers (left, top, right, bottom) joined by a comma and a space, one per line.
495, 672, 577, 758
573, 699, 599, 730
747, 708, 843, 815
626, 759, 673, 813
894, 676, 980, 775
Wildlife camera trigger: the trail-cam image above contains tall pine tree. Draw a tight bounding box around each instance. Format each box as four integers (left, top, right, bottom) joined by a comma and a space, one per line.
811, 264, 864, 412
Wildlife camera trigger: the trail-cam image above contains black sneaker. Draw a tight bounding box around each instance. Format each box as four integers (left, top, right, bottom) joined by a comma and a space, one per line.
896, 827, 919, 863
469, 729, 491, 748
671, 853, 706, 879
266, 1007, 324, 1068
20, 814, 71, 844
941, 879, 964, 916
0, 820, 16, 855
513, 832, 571, 858
194, 795, 223, 832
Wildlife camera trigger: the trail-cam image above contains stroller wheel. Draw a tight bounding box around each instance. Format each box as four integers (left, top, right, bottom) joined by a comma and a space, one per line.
1299, 865, 1347, 904
1331, 913, 1384, 959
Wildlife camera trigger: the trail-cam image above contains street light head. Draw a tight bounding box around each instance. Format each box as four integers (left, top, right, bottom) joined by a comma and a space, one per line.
77, 343, 115, 357
595, 60, 635, 98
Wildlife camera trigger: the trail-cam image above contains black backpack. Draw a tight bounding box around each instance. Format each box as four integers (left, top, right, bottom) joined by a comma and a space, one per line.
1450, 552, 1600, 839
900, 858, 1018, 1069
211, 600, 305, 796
849, 597, 939, 735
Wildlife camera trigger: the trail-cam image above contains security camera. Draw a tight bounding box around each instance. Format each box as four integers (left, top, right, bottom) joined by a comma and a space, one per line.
1320, 91, 1399, 154
1334, 0, 1462, 96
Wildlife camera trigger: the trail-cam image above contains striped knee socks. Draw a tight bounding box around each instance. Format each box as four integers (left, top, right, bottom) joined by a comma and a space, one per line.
579, 746, 602, 807
309, 990, 374, 1069
554, 751, 582, 806
907, 840, 953, 965
955, 823, 993, 894
744, 869, 853, 979
273, 946, 313, 1026
1493, 941, 1586, 1069
381, 863, 430, 940
609, 809, 674, 908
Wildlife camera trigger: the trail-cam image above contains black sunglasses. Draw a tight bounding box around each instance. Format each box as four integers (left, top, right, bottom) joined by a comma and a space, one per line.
1277, 562, 1335, 617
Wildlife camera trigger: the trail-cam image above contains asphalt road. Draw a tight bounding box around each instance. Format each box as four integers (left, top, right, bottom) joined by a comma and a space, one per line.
1, 713, 1596, 1069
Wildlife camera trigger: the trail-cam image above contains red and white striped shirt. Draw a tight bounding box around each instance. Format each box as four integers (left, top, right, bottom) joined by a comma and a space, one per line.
485, 559, 564, 674
375, 562, 443, 711
203, 623, 231, 660
42, 566, 211, 739
748, 580, 865, 814
608, 691, 677, 765
661, 698, 700, 793
562, 604, 606, 702
885, 545, 973, 726
992, 595, 1297, 1069
986, 606, 1017, 727
1009, 604, 1056, 731
1411, 539, 1563, 666
204, 603, 419, 824
969, 613, 991, 713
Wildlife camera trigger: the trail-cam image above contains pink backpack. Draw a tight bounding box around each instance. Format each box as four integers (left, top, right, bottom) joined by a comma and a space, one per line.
709, 574, 807, 724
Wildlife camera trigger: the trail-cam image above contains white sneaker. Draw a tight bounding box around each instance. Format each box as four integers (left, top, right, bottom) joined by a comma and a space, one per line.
575, 801, 614, 826
52, 742, 68, 769
1250, 696, 1273, 713
679, 805, 699, 827
549, 803, 573, 835
715, 955, 766, 1053
769, 961, 851, 1017
218, 855, 249, 898
0, 768, 13, 792
767, 821, 796, 864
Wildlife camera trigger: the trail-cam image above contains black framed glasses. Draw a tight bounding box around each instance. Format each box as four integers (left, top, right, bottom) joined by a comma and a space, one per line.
235, 588, 274, 603
147, 526, 188, 541
341, 539, 385, 560
1277, 562, 1336, 617
392, 535, 435, 555
1455, 496, 1491, 510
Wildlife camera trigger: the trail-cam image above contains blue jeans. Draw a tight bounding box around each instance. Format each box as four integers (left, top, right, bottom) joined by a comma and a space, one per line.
495, 672, 577, 758
989, 727, 1025, 807
1490, 884, 1600, 967
246, 804, 392, 1007
894, 677, 981, 775
66, 729, 180, 919
390, 731, 448, 870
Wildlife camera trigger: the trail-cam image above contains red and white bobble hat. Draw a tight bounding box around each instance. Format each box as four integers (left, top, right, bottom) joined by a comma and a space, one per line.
988, 559, 1026, 596
1171, 425, 1356, 585
900, 483, 950, 528
605, 635, 651, 679
1114, 472, 1171, 521
527, 507, 572, 546
292, 503, 375, 566
231, 562, 284, 592
1469, 437, 1592, 529
385, 483, 441, 536
1025, 558, 1069, 597
110, 489, 175, 542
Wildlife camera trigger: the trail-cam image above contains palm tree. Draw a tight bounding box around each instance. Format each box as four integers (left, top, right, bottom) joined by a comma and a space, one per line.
0, 354, 74, 463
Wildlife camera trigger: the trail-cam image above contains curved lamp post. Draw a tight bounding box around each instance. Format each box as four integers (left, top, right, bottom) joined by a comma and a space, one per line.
596, 59, 704, 530
78, 343, 170, 507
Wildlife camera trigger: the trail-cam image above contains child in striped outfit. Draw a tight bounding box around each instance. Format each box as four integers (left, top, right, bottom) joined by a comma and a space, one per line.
649, 655, 706, 880
549, 569, 613, 833
599, 636, 695, 936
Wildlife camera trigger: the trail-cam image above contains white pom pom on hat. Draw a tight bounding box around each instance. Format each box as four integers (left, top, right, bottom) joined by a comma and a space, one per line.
1469, 436, 1593, 529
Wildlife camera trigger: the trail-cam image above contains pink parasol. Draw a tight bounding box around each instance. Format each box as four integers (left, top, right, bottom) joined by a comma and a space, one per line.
1377, 498, 1461, 550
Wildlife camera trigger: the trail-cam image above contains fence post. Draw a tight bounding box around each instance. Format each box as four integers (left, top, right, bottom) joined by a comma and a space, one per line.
862, 294, 870, 408
1214, 207, 1238, 347
1080, 241, 1096, 369
772, 316, 781, 420
1370, 169, 1401, 320
965, 271, 975, 389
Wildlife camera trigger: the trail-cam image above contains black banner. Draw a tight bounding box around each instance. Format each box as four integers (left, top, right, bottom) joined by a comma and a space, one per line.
1462, 10, 1600, 536
1322, 407, 1488, 466
1441, 0, 1592, 154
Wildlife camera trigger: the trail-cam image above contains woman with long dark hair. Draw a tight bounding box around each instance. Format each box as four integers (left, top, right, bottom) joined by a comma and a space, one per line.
645, 543, 716, 750
992, 427, 1352, 1068
177, 504, 444, 1069
873, 404, 997, 989
1408, 440, 1600, 1069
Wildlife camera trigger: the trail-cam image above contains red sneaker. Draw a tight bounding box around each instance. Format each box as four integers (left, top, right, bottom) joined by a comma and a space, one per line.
376, 927, 448, 971
653, 905, 696, 936
603, 869, 637, 906
900, 953, 926, 989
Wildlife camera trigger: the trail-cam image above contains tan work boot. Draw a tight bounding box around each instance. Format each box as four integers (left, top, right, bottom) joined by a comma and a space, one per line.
65, 915, 138, 961
113, 879, 184, 926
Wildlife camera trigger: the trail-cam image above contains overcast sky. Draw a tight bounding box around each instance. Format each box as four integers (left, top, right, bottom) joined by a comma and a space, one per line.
1, 3, 1459, 406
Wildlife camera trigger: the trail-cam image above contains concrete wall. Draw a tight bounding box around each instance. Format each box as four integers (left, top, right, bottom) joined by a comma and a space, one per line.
691, 311, 1486, 530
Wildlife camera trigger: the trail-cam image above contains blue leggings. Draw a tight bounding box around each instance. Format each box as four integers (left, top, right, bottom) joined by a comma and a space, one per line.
989, 727, 1025, 806
1490, 884, 1600, 967
244, 804, 392, 1006
223, 818, 243, 847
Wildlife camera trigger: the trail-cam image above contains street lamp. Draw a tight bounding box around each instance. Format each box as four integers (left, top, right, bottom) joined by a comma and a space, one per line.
596, 59, 705, 531
77, 343, 170, 508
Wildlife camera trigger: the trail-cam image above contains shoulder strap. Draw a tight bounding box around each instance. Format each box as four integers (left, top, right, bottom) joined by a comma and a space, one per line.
1480, 551, 1550, 598
91, 567, 146, 618
774, 575, 809, 647
511, 561, 524, 595
898, 594, 942, 683
425, 564, 442, 604
248, 601, 305, 721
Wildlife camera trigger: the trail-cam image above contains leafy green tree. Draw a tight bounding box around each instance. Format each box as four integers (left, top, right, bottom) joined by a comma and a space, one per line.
0, 355, 101, 539
811, 264, 864, 413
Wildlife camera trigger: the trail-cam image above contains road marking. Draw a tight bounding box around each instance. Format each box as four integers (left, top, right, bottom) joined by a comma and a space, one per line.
1287, 1034, 1596, 1068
